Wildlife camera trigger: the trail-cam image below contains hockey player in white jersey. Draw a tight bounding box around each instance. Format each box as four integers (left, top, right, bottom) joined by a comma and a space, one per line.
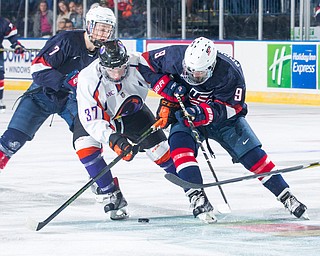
74, 39, 178, 220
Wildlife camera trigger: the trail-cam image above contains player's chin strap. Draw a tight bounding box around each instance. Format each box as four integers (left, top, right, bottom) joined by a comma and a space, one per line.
174, 93, 231, 212
27, 121, 162, 232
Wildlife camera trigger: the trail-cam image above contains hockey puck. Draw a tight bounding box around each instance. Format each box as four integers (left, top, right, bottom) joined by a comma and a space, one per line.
138, 218, 149, 223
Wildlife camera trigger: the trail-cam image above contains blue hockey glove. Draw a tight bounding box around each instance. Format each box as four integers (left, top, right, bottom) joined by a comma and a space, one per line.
62, 70, 79, 100
11, 42, 26, 54
152, 75, 186, 103
175, 103, 214, 127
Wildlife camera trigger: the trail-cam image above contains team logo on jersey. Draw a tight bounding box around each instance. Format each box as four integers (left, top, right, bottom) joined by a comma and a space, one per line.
100, 45, 106, 55
106, 90, 115, 97
189, 87, 213, 105
114, 96, 143, 119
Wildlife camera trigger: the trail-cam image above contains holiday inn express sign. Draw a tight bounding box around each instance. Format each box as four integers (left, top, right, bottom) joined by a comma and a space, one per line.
268, 44, 318, 90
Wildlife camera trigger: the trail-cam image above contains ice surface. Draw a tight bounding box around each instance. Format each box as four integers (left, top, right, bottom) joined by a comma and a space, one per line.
1, 91, 320, 256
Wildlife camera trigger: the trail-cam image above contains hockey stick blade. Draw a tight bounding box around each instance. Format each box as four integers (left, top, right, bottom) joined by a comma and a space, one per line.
27, 125, 159, 231
165, 161, 320, 189
25, 155, 123, 232
26, 217, 44, 231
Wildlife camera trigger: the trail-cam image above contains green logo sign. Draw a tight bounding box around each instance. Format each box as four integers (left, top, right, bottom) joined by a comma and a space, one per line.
267, 44, 291, 88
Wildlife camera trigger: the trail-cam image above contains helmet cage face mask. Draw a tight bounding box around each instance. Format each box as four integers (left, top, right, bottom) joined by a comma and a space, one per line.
86, 6, 116, 45
182, 60, 215, 86
90, 23, 114, 46
181, 37, 217, 86
100, 64, 129, 83
98, 40, 129, 82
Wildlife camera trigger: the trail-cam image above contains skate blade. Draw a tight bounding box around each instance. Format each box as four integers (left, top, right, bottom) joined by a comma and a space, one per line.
197, 211, 217, 224
110, 208, 129, 220
301, 211, 310, 220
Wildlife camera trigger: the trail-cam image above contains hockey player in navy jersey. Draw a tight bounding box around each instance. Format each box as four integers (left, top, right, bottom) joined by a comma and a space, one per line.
0, 7, 115, 169
75, 39, 178, 220
0, 17, 25, 112
139, 37, 308, 221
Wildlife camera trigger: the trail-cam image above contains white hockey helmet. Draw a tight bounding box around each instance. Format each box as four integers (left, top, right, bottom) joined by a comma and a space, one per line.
182, 37, 217, 86
86, 6, 116, 43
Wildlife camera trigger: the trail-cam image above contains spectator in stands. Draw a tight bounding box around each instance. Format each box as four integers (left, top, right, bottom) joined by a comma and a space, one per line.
33, 0, 53, 38
122, 0, 133, 19
107, 0, 132, 13
57, 19, 66, 32
99, 0, 109, 7
76, 3, 84, 28
69, 1, 77, 13
315, 2, 320, 25
57, 18, 74, 32
65, 18, 74, 30
122, 4, 146, 37
187, 0, 193, 18
56, 0, 71, 31
70, 3, 84, 29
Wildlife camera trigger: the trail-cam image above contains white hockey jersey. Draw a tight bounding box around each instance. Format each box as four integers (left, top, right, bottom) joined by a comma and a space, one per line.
77, 52, 151, 145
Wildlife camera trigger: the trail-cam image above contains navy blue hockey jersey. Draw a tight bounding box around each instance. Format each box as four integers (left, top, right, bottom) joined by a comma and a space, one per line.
139, 45, 248, 124
0, 17, 18, 53
31, 30, 98, 92
0, 17, 20, 49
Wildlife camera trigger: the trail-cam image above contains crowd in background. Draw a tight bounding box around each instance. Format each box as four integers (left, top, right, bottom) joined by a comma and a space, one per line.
1, 0, 320, 39
1, 0, 146, 38
34, 0, 89, 36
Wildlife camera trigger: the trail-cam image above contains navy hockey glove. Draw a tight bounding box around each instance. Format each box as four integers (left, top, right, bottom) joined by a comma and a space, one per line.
11, 42, 25, 54
109, 133, 139, 161
156, 98, 180, 129
62, 70, 79, 100
152, 75, 186, 103
175, 103, 214, 127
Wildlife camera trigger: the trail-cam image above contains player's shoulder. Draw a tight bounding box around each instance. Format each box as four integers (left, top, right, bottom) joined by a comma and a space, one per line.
79, 58, 99, 79
78, 60, 100, 93
41, 30, 86, 55
51, 30, 85, 44
217, 51, 241, 68
152, 44, 187, 55
128, 51, 141, 65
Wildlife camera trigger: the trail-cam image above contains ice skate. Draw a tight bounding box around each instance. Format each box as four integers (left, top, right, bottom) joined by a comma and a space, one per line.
93, 177, 128, 220
278, 188, 309, 220
186, 188, 217, 224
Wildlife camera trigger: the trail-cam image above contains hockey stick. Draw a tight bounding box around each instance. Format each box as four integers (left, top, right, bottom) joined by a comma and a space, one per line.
175, 94, 231, 213
165, 161, 320, 189
26, 121, 162, 231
